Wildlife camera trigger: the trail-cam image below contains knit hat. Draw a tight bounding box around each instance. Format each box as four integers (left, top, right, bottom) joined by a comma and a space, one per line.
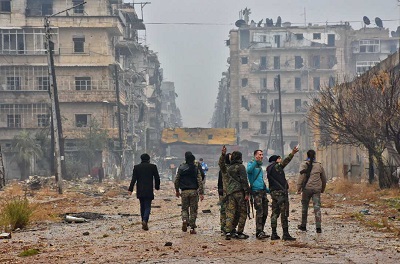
268, 155, 280, 162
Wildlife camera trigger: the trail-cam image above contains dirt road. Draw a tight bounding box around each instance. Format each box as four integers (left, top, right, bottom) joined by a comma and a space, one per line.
0, 179, 399, 263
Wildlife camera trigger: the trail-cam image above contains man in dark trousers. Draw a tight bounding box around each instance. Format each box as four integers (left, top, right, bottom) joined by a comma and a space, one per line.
128, 153, 160, 231
98, 164, 104, 183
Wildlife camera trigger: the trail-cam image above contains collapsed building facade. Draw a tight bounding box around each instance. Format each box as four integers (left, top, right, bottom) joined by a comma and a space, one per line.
0, 0, 168, 179
212, 12, 398, 177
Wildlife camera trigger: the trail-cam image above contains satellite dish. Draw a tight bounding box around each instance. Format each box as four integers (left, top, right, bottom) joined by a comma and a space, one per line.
363, 16, 370, 25
235, 19, 246, 28
375, 17, 383, 28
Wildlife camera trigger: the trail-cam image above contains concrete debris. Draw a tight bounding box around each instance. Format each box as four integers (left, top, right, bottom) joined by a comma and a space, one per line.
26, 175, 55, 190
65, 215, 87, 223
0, 233, 11, 239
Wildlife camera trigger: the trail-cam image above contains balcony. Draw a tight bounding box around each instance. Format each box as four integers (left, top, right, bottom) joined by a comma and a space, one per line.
26, 16, 123, 36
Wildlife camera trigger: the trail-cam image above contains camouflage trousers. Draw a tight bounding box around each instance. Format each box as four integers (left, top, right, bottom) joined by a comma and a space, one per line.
301, 189, 322, 228
219, 195, 226, 232
252, 190, 269, 234
225, 191, 247, 233
181, 189, 199, 229
270, 190, 289, 229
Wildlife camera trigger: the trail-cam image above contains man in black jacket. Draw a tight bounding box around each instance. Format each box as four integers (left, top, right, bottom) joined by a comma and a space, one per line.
175, 153, 204, 234
128, 153, 160, 231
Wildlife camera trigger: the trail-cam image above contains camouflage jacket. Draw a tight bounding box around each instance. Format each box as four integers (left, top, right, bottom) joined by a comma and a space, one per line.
218, 154, 229, 195
226, 160, 250, 196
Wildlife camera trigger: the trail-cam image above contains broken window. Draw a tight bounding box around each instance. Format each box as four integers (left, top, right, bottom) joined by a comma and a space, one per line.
41, 3, 53, 16
241, 78, 248, 87
312, 55, 320, 69
75, 114, 90, 127
73, 36, 85, 53
328, 55, 337, 69
73, 0, 85, 14
295, 99, 302, 112
260, 99, 267, 113
273, 75, 280, 90
327, 34, 335, 46
274, 35, 281, 48
242, 122, 248, 129
260, 56, 267, 70
295, 56, 303, 69
260, 78, 267, 90
329, 76, 335, 88
0, 0, 11, 12
274, 56, 280, 69
295, 77, 301, 90
241, 96, 249, 110
75, 77, 91, 90
37, 114, 50, 127
7, 114, 21, 128
313, 77, 320, 91
359, 40, 380, 53
6, 77, 21, 90
295, 34, 303, 40
208, 134, 213, 139
37, 76, 49, 91
241, 57, 248, 64
260, 121, 267, 134
313, 33, 321, 40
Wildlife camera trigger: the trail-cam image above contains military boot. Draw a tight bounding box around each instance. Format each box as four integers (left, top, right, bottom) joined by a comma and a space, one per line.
282, 227, 296, 241
270, 227, 280, 240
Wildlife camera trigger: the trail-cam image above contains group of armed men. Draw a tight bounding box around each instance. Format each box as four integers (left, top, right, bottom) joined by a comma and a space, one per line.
129, 146, 327, 240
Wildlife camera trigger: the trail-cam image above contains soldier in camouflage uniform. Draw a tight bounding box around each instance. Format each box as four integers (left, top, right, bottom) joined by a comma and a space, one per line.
247, 149, 270, 239
266, 146, 299, 241
218, 145, 232, 235
223, 151, 251, 240
175, 153, 204, 234
296, 149, 327, 233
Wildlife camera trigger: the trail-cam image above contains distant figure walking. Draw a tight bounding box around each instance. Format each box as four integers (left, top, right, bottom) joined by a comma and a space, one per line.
128, 153, 160, 231
98, 164, 104, 183
297, 149, 327, 233
199, 158, 208, 188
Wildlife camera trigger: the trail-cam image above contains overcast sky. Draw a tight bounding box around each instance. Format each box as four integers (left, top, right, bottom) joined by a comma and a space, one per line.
136, 0, 399, 127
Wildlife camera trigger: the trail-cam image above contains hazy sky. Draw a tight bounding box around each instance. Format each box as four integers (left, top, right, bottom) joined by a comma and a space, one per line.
137, 0, 399, 127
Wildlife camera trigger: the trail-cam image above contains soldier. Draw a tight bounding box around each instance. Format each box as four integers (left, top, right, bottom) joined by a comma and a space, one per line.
174, 153, 204, 234
266, 146, 299, 241
297, 149, 327, 233
247, 149, 270, 239
224, 151, 251, 240
218, 145, 232, 235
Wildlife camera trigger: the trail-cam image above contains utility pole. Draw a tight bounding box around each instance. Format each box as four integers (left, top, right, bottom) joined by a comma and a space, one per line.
114, 64, 124, 179
277, 74, 285, 156
45, 18, 63, 194
44, 2, 86, 193
0, 145, 5, 190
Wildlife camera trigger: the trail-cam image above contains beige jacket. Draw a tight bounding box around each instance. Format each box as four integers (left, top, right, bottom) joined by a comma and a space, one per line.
297, 161, 327, 193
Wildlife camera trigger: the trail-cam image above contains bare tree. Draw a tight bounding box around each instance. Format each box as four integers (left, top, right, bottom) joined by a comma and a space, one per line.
308, 70, 400, 188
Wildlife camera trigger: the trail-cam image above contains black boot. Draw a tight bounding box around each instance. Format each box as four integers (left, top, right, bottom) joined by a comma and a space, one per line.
270, 227, 280, 240
282, 227, 296, 241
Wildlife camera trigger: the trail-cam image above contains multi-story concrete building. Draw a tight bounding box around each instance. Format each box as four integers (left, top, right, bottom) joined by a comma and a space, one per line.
217, 17, 398, 158
161, 81, 182, 129
0, 0, 163, 179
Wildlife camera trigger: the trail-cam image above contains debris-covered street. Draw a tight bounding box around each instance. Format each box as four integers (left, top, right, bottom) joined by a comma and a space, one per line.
0, 178, 399, 263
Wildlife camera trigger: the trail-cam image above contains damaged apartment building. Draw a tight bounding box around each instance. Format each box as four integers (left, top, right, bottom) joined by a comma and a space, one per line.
0, 0, 163, 179
214, 13, 398, 158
